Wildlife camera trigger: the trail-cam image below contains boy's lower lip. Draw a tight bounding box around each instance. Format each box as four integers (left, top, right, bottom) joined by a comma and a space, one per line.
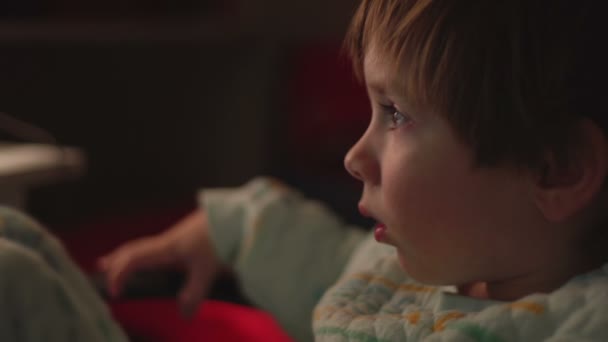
374, 223, 388, 242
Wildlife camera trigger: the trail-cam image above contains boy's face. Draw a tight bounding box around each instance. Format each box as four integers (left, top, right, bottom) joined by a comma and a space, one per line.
345, 46, 559, 287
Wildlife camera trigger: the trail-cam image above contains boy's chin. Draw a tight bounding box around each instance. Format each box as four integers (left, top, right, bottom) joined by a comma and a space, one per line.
396, 251, 427, 282
396, 251, 456, 286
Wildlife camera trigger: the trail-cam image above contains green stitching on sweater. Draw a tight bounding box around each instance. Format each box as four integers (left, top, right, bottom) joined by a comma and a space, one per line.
448, 322, 505, 342
315, 327, 393, 342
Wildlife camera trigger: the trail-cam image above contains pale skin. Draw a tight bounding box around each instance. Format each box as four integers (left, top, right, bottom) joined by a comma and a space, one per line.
344, 44, 608, 300
99, 46, 608, 314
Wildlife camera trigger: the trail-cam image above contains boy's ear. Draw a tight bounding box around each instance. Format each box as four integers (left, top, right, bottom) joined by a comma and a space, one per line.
533, 119, 608, 222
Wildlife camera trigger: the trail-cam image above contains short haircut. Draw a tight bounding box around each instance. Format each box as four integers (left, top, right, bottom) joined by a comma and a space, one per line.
345, 0, 608, 169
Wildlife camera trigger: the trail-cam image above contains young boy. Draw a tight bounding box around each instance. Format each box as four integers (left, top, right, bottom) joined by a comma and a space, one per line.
101, 0, 608, 341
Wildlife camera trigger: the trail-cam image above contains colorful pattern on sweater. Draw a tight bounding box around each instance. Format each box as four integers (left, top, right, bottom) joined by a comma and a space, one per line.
313, 235, 608, 341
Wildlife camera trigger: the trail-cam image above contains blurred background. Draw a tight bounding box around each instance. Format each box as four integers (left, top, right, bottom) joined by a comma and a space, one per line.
0, 2, 374, 339
0, 0, 371, 230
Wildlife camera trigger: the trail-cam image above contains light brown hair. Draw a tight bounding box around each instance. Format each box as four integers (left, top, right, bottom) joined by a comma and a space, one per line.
345, 0, 608, 170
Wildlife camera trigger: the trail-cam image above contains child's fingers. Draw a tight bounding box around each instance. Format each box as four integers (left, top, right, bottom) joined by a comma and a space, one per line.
101, 238, 177, 297
177, 266, 213, 317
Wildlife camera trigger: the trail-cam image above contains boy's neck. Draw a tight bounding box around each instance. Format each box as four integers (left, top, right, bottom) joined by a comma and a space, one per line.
459, 254, 604, 301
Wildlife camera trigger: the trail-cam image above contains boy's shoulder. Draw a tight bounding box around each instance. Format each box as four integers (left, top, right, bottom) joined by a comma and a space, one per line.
489, 268, 608, 340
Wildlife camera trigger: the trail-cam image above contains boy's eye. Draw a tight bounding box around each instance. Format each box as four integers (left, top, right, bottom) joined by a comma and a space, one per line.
391, 111, 407, 126
380, 104, 410, 128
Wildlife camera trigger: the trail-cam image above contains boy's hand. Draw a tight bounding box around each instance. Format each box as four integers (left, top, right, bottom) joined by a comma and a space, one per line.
97, 209, 221, 316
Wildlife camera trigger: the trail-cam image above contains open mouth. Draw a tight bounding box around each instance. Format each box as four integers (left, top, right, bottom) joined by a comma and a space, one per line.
373, 222, 388, 243
359, 204, 389, 243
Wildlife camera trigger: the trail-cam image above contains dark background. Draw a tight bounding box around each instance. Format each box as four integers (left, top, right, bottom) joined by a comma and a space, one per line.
0, 0, 372, 230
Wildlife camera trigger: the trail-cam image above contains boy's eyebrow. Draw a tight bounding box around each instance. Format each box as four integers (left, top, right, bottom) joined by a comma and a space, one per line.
365, 75, 394, 95
365, 70, 406, 98
367, 80, 407, 101
364, 60, 410, 102
367, 79, 418, 114
366, 82, 387, 94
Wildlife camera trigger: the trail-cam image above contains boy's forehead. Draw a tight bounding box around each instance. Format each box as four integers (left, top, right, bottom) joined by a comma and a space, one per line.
364, 55, 388, 92
363, 46, 405, 96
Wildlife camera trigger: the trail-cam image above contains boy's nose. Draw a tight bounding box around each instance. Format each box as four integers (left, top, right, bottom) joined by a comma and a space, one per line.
344, 133, 378, 183
344, 146, 363, 181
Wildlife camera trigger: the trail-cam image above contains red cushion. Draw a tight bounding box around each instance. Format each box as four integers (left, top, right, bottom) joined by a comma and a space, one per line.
110, 299, 293, 342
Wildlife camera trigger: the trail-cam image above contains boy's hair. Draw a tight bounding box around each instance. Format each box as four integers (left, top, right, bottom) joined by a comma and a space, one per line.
345, 0, 608, 170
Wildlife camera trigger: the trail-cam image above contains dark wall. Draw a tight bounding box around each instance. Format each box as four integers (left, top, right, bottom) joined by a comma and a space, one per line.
0, 38, 282, 221
0, 0, 365, 224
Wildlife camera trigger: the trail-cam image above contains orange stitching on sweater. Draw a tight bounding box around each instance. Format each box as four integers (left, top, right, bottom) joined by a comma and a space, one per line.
314, 305, 427, 326
404, 311, 421, 325
509, 301, 544, 314
433, 312, 466, 331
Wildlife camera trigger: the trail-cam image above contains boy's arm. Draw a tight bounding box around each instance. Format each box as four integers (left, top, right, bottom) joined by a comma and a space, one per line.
200, 177, 368, 342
